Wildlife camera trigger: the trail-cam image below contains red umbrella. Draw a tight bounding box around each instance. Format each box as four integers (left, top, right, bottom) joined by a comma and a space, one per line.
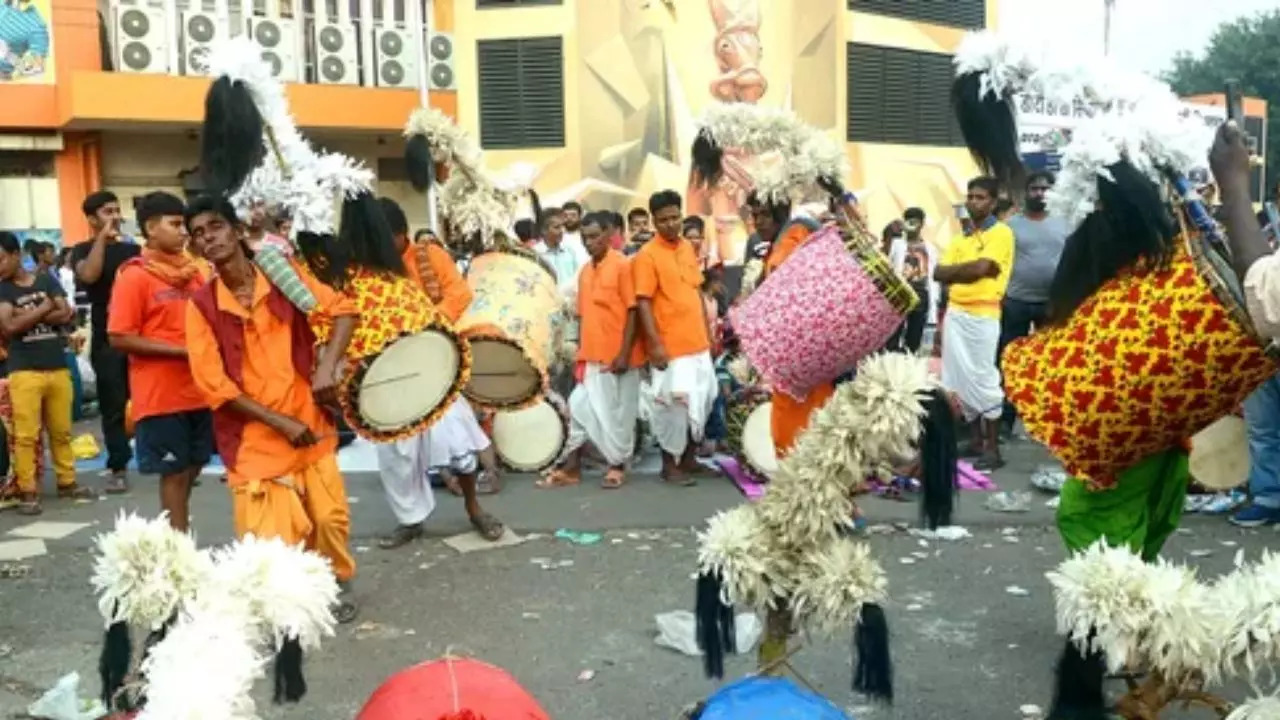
357, 657, 550, 720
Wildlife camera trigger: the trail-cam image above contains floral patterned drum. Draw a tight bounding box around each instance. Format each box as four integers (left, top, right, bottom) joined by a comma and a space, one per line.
729, 226, 917, 400
1003, 236, 1280, 491
457, 250, 565, 410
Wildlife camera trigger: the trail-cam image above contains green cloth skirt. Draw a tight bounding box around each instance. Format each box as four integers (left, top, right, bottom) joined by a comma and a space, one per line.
1056, 448, 1190, 561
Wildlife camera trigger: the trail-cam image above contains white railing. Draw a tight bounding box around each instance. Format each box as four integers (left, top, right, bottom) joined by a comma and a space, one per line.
100, 0, 440, 93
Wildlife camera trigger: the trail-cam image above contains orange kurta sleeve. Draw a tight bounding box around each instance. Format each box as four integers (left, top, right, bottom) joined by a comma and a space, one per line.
764, 224, 811, 275
426, 244, 472, 323
184, 301, 244, 410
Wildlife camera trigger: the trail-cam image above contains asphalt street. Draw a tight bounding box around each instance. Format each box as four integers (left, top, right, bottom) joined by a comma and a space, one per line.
1, 438, 1277, 719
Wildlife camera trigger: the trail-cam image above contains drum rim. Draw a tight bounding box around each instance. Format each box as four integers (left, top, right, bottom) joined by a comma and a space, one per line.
491, 392, 568, 472
1185, 229, 1280, 359
470, 246, 559, 286
741, 401, 777, 477
338, 324, 474, 443
459, 331, 548, 411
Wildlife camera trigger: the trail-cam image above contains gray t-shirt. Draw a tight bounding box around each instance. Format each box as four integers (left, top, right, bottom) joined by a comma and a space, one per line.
1005, 214, 1069, 303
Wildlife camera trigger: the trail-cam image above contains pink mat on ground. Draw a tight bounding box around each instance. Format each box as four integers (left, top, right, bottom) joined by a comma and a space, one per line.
715, 456, 767, 500
957, 460, 997, 490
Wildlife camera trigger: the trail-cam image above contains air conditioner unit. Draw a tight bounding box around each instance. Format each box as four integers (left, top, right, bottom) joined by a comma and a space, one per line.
313, 22, 358, 85
426, 30, 455, 91
371, 27, 417, 89
245, 16, 300, 82
114, 5, 168, 74
180, 11, 225, 76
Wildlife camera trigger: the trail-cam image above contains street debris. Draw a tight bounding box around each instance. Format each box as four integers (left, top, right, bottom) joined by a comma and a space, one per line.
26, 672, 106, 720
654, 610, 762, 657
444, 528, 529, 554
555, 529, 602, 545
1005, 585, 1030, 597
577, 669, 595, 682
986, 491, 1032, 513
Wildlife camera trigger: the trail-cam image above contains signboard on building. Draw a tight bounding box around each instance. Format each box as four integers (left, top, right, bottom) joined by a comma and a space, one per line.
1015, 93, 1226, 154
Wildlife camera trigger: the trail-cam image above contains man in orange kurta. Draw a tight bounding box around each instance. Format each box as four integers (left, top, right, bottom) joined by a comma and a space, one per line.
633, 190, 718, 486
183, 195, 361, 621
541, 211, 646, 489
747, 195, 834, 458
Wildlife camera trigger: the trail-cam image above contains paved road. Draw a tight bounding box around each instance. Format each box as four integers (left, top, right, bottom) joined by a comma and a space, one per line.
0, 439, 1275, 719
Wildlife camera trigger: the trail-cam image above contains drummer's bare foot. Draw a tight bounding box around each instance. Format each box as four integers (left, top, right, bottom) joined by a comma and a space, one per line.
476, 468, 502, 495
602, 466, 626, 489
535, 468, 580, 488
378, 523, 424, 549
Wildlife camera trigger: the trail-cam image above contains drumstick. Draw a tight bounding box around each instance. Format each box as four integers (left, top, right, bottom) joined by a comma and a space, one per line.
360, 372, 422, 389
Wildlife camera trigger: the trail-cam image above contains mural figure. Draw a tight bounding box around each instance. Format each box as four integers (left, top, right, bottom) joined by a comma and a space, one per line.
0, 0, 50, 81
689, 0, 766, 266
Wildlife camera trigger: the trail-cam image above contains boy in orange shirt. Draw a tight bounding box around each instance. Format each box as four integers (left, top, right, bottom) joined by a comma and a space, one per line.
108, 191, 213, 531
183, 194, 360, 621
633, 190, 717, 486
540, 211, 645, 489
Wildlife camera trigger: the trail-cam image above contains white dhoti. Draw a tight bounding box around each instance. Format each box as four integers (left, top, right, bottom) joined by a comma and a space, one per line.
563, 364, 641, 466
375, 396, 491, 526
649, 351, 717, 457
940, 306, 1004, 421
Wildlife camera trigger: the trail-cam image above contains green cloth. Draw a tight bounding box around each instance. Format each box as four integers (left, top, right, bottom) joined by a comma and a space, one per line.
1056, 448, 1190, 561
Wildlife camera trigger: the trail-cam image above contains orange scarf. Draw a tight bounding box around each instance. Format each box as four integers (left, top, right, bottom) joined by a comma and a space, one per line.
142, 248, 200, 288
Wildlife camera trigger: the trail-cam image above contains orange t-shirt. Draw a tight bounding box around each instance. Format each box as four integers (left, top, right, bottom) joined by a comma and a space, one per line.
404, 243, 472, 324
577, 249, 645, 367
108, 262, 209, 421
631, 236, 709, 358
763, 222, 813, 277
184, 268, 357, 486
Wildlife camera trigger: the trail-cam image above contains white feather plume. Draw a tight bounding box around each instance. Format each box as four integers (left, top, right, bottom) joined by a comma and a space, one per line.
1047, 542, 1158, 673
788, 539, 888, 635
1228, 696, 1280, 720
135, 609, 265, 720
696, 505, 779, 610
90, 511, 211, 632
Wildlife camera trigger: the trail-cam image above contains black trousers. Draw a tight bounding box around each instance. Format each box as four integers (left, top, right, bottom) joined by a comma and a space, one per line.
887, 297, 930, 354
91, 341, 132, 472
997, 297, 1049, 427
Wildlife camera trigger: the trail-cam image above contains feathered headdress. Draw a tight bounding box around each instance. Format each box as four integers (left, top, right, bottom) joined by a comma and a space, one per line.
91, 513, 340, 715
695, 352, 942, 702
689, 103, 850, 207
403, 107, 524, 251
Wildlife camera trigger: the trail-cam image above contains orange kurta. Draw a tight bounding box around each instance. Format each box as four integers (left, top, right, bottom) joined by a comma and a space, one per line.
578, 249, 645, 368
404, 242, 473, 324
631, 237, 709, 358
763, 222, 834, 458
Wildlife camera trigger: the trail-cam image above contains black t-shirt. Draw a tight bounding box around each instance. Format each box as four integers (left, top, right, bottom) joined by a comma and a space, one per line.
70, 239, 141, 345
0, 273, 69, 372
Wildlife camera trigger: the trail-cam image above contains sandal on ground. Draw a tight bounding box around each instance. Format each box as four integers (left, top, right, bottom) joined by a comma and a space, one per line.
534, 469, 580, 489
475, 469, 502, 495
678, 460, 715, 477
57, 484, 98, 501
469, 512, 505, 541
332, 599, 359, 624
973, 454, 1006, 472
378, 523, 424, 550
602, 468, 626, 489
103, 474, 129, 495
17, 494, 41, 516
661, 469, 697, 487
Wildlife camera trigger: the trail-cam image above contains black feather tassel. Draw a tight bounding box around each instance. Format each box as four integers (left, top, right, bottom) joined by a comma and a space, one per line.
695, 571, 736, 679
852, 603, 893, 703
404, 134, 435, 192
951, 72, 1025, 190
273, 637, 307, 704
200, 76, 266, 196
920, 388, 958, 531
815, 175, 846, 200
690, 129, 724, 187
527, 188, 544, 227
1047, 638, 1108, 720
98, 620, 132, 708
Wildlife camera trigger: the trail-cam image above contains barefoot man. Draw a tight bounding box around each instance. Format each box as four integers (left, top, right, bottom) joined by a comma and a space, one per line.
540, 211, 645, 489
632, 190, 717, 486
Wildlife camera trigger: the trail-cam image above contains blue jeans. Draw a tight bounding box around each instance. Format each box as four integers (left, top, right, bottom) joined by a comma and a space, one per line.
705, 395, 728, 442
1244, 374, 1280, 508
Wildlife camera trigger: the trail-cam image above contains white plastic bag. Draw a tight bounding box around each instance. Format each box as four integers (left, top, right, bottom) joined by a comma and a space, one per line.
26, 672, 107, 720
654, 610, 762, 657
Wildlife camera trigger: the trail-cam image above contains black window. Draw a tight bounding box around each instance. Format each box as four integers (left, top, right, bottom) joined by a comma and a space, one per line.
477, 0, 562, 6
477, 36, 565, 149
847, 43, 962, 147
848, 0, 985, 29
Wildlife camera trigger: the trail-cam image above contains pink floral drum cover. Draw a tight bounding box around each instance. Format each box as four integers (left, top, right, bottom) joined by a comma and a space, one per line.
730, 227, 906, 400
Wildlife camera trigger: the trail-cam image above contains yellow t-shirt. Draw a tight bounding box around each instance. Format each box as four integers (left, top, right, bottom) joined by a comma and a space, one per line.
942, 221, 1015, 319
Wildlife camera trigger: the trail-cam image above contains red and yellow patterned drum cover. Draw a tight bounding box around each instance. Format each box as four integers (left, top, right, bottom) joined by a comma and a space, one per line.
1003, 241, 1278, 491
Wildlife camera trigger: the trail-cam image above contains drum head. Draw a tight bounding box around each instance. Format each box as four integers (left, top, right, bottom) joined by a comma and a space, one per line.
465, 338, 542, 408
742, 401, 778, 478
492, 399, 566, 472
1190, 415, 1249, 491
358, 332, 460, 432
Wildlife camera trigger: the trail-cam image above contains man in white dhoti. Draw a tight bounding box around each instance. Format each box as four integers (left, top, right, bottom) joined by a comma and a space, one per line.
632, 191, 718, 486
934, 176, 1016, 471
539, 212, 645, 489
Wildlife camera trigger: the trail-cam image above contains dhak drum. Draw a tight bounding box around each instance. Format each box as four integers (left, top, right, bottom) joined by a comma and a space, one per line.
316, 270, 472, 443
725, 397, 777, 479
457, 250, 563, 409
1003, 232, 1279, 490
1189, 415, 1249, 491
490, 390, 569, 472
357, 656, 550, 720
730, 226, 917, 400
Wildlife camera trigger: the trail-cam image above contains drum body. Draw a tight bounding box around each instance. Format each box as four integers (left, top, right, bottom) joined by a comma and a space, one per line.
314, 270, 471, 443
1003, 237, 1279, 490
457, 250, 563, 409
726, 398, 777, 479
357, 657, 550, 720
1189, 415, 1249, 491
491, 391, 569, 472
730, 227, 916, 400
